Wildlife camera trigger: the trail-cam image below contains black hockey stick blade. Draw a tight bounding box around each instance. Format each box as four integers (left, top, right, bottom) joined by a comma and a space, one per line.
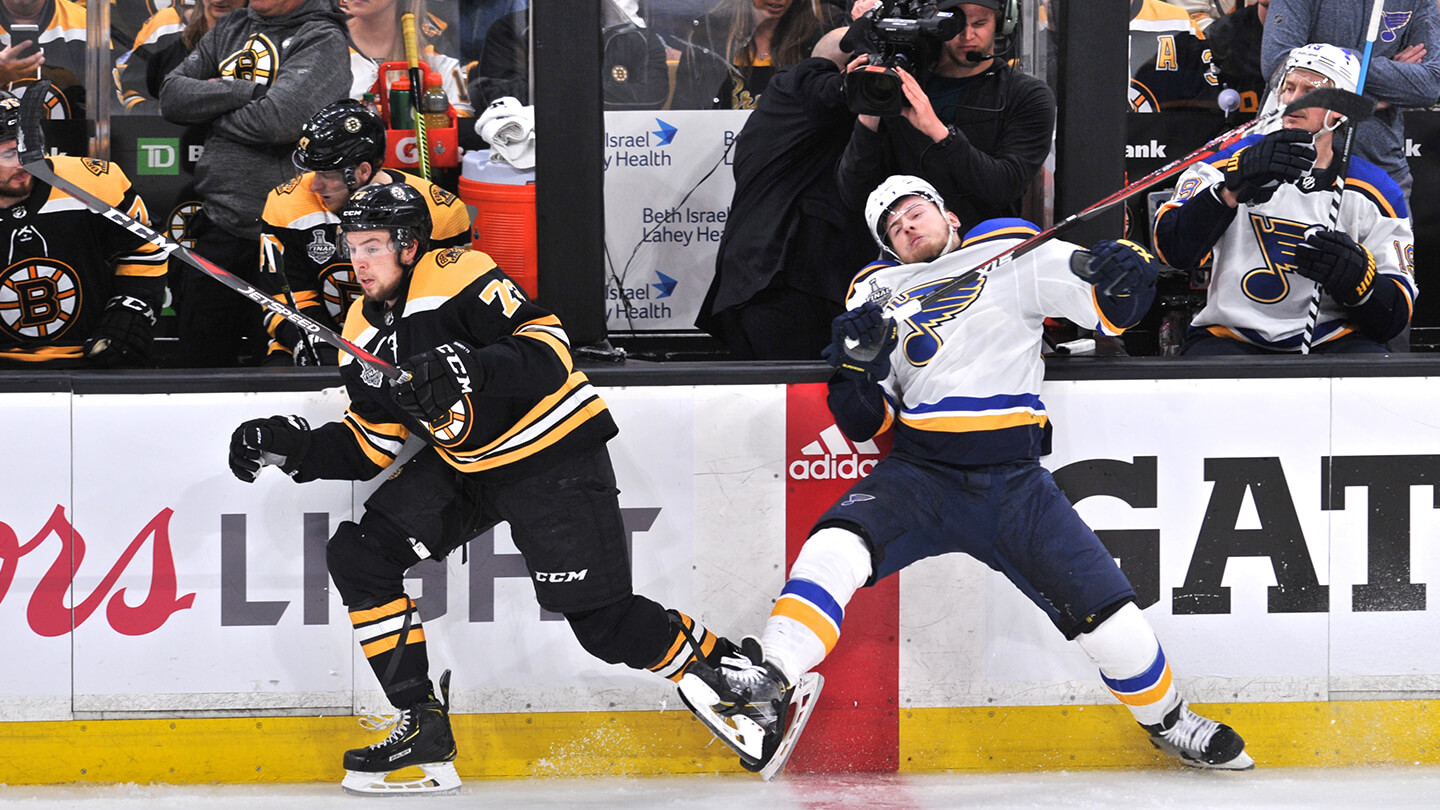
14, 77, 49, 164
1282, 86, 1375, 122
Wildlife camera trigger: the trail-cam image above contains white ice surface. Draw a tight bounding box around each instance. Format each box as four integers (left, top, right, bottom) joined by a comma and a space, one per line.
2, 766, 1437, 809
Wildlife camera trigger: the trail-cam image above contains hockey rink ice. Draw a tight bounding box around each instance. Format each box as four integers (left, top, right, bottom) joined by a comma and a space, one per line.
4, 766, 1439, 808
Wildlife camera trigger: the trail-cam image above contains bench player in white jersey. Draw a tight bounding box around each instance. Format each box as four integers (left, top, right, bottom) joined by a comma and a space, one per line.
679, 174, 1255, 775
1153, 43, 1417, 355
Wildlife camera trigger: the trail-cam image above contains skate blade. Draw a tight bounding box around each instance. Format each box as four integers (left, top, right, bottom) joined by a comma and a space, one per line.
341, 761, 461, 795
1150, 739, 1256, 771
759, 672, 824, 782
677, 672, 768, 765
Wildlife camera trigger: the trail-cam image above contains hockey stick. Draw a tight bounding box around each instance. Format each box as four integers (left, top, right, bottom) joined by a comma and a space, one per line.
401, 12, 431, 180
260, 233, 322, 366
849, 87, 1373, 354
14, 81, 408, 382
1299, 2, 1385, 354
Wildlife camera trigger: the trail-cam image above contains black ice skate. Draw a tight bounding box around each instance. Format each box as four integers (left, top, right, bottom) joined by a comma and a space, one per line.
341, 670, 461, 795
678, 637, 823, 781
1143, 700, 1254, 770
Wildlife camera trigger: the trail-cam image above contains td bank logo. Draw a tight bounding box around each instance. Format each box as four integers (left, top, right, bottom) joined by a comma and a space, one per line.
137, 138, 180, 175
789, 424, 881, 481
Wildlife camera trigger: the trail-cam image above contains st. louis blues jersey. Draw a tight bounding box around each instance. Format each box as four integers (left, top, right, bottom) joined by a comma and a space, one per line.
1153, 134, 1417, 349
841, 219, 1130, 466
258, 169, 471, 360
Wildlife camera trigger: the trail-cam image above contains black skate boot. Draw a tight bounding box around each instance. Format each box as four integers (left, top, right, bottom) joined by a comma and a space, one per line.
678, 637, 824, 781
1143, 700, 1254, 770
341, 670, 461, 795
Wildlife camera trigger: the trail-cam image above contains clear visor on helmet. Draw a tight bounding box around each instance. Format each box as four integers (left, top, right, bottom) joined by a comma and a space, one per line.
1258, 61, 1343, 133
336, 229, 403, 261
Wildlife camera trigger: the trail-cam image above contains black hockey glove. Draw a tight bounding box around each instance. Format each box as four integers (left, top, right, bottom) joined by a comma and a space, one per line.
821, 301, 898, 383
228, 415, 311, 483
1071, 239, 1159, 298
292, 333, 339, 367
1292, 228, 1377, 307
1222, 128, 1316, 205
393, 342, 483, 424
84, 295, 156, 368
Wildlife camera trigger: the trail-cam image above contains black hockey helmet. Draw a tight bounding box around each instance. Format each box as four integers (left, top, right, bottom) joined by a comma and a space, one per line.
293, 99, 387, 188
338, 182, 432, 263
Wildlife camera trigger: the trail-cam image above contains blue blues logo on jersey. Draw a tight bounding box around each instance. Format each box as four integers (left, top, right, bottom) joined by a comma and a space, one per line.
894, 274, 986, 366
1243, 215, 1315, 304
1381, 11, 1413, 43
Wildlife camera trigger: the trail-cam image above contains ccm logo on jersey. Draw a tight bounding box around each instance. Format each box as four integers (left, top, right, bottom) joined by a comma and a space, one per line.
535, 569, 588, 582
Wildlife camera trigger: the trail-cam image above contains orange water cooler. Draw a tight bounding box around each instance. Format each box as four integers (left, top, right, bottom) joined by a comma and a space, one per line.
457, 150, 538, 298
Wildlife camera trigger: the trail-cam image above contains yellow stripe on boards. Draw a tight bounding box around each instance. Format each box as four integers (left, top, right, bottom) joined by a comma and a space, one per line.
3, 700, 1439, 784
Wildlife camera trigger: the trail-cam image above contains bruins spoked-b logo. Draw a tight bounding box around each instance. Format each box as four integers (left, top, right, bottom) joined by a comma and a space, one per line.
0, 258, 84, 340
218, 34, 279, 85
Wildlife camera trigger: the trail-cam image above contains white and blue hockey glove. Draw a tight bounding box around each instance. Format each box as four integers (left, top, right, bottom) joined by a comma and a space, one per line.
228, 415, 311, 482
822, 301, 898, 383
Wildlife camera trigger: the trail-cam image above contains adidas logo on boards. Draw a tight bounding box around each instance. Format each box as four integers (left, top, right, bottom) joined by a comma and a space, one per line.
788, 424, 881, 480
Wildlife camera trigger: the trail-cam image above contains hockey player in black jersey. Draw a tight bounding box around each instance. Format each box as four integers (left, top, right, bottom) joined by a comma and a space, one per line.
258, 99, 471, 366
228, 182, 735, 795
0, 90, 167, 366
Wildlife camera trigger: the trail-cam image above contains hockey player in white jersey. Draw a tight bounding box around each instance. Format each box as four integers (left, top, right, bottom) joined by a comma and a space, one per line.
1153, 43, 1416, 355
679, 174, 1254, 776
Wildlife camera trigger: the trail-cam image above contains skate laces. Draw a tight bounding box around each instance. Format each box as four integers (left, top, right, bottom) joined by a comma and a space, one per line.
357, 708, 411, 748
1160, 705, 1221, 754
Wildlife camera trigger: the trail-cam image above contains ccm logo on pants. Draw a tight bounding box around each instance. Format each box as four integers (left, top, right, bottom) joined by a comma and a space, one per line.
535, 570, 589, 582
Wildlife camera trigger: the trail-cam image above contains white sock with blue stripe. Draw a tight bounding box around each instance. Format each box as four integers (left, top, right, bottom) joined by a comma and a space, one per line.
761, 527, 872, 684
1076, 602, 1180, 726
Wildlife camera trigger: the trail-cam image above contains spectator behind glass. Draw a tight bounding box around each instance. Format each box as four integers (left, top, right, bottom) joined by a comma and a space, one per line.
670, 0, 844, 110
0, 91, 169, 368
347, 0, 474, 123
114, 0, 249, 115
466, 0, 668, 112
1205, 0, 1270, 119
1152, 44, 1416, 355
835, 0, 1055, 229
696, 26, 877, 360
158, 0, 351, 368
0, 0, 89, 120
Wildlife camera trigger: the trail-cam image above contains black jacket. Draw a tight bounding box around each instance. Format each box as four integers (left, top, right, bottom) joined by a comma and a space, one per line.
698, 57, 876, 327
835, 59, 1055, 229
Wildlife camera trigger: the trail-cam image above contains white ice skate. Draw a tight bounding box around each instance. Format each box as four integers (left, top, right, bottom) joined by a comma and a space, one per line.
678, 637, 824, 781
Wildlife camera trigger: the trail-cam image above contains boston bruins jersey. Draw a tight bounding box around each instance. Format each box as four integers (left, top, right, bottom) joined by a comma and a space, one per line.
0, 156, 167, 365
1153, 135, 1417, 350
258, 169, 471, 361
838, 220, 1123, 467
292, 247, 617, 484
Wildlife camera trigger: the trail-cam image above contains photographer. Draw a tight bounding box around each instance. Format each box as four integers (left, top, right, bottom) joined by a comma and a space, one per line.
835, 0, 1054, 227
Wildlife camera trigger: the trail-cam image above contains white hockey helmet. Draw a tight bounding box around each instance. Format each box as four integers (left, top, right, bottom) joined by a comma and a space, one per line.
865, 174, 948, 251
1282, 43, 1361, 94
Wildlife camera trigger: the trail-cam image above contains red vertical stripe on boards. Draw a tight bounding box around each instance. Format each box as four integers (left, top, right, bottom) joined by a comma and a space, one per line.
783, 382, 898, 773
